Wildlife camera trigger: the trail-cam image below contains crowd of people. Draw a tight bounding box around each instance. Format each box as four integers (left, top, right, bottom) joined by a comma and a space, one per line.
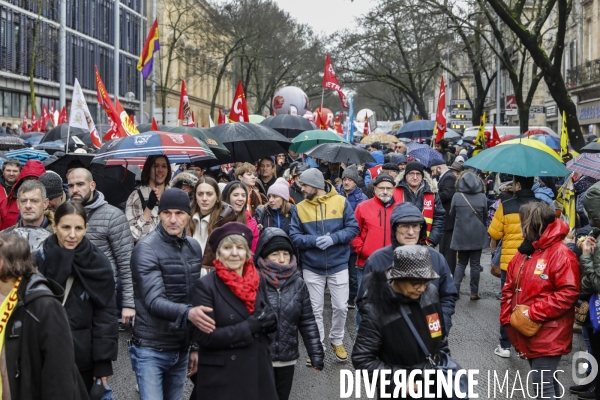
0, 137, 596, 399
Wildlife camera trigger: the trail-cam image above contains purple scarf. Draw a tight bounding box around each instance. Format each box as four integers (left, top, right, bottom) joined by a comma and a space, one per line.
256, 256, 297, 289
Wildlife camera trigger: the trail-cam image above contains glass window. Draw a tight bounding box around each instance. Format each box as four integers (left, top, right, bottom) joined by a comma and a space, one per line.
11, 93, 20, 118
3, 92, 11, 117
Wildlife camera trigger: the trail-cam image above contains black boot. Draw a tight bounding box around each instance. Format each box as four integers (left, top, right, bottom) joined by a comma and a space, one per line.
577, 385, 596, 399
570, 381, 592, 394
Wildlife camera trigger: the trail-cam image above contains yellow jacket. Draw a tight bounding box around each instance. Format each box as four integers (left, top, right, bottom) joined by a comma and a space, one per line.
487, 190, 541, 270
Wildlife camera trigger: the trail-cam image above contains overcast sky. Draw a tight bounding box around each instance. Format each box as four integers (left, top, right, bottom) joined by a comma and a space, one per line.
273, 0, 372, 36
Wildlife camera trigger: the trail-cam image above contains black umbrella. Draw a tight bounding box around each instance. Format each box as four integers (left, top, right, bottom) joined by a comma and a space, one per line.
305, 143, 375, 165
44, 154, 95, 180
89, 164, 137, 209
137, 122, 170, 133
207, 123, 291, 164
392, 120, 436, 139
580, 141, 600, 153
39, 124, 93, 148
260, 115, 315, 139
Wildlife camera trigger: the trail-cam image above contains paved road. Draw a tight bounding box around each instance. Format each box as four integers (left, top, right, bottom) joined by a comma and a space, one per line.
111, 250, 585, 399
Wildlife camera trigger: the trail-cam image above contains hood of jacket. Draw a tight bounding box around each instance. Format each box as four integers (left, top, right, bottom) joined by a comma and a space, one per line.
389, 202, 427, 246
395, 169, 438, 194
366, 151, 384, 167
19, 272, 64, 305
253, 227, 293, 264
8, 160, 46, 199
532, 219, 569, 250
583, 182, 600, 228
170, 171, 199, 190
456, 171, 484, 194
84, 190, 108, 211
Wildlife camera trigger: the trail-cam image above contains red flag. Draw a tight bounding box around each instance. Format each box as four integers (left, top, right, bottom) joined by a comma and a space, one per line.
178, 80, 193, 126
31, 110, 39, 132
322, 53, 348, 109
50, 101, 55, 115
434, 77, 447, 143
229, 81, 249, 122
316, 106, 329, 130
50, 101, 56, 127
40, 104, 51, 132
191, 111, 196, 127
115, 97, 139, 135
21, 110, 29, 133
151, 117, 159, 131
218, 108, 226, 124
96, 65, 129, 139
58, 106, 67, 124
363, 112, 369, 136
334, 115, 344, 134
490, 124, 501, 147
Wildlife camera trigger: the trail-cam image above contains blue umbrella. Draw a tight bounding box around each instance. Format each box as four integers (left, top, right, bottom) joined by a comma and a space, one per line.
5, 148, 50, 163
406, 142, 445, 167
393, 120, 436, 139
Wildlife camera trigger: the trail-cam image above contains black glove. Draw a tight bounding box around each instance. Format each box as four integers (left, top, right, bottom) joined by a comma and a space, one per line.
247, 309, 278, 334
247, 314, 262, 334
146, 190, 158, 210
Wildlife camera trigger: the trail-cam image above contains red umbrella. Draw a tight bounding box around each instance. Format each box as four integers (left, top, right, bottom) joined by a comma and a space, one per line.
523, 129, 549, 136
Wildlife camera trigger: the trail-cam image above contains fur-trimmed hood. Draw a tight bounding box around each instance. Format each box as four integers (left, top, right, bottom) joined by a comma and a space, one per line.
170, 171, 199, 190
395, 169, 438, 193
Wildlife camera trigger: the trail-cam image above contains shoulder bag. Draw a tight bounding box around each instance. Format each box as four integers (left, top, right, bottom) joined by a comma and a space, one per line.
400, 305, 468, 399
509, 258, 542, 337
460, 193, 498, 277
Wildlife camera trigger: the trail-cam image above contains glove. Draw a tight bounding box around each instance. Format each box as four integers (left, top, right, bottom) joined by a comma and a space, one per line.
247, 314, 262, 334
315, 235, 334, 250
146, 190, 159, 210
247, 309, 278, 334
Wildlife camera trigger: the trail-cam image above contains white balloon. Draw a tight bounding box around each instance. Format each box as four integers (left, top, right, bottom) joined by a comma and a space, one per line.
272, 86, 310, 116
355, 109, 374, 122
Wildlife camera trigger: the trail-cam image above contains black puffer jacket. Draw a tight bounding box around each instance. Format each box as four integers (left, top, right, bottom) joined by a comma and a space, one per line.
254, 228, 324, 368
84, 191, 134, 308
254, 204, 296, 235
130, 223, 202, 351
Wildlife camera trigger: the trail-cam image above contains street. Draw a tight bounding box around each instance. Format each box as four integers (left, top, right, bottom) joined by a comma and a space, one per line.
110, 249, 585, 399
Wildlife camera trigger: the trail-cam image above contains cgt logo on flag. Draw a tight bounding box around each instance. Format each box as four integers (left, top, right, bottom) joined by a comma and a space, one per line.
427, 313, 442, 338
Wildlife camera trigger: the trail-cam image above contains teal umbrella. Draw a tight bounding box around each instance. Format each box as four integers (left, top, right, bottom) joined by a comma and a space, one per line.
168, 126, 229, 155
289, 129, 349, 153
464, 143, 569, 177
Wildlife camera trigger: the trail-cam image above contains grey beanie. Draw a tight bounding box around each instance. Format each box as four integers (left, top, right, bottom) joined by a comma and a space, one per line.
38, 171, 64, 200
298, 168, 325, 190
342, 165, 360, 184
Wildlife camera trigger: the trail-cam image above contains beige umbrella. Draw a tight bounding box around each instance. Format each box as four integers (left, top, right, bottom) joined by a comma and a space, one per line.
360, 132, 399, 144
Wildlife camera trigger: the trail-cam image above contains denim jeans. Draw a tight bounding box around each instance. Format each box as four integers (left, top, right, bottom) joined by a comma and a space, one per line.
129, 344, 189, 400
527, 356, 562, 399
453, 250, 482, 295
499, 270, 511, 349
348, 253, 358, 300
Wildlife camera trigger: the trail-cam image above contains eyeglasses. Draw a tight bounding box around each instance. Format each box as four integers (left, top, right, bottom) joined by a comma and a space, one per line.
407, 280, 428, 289
375, 186, 394, 192
406, 172, 422, 177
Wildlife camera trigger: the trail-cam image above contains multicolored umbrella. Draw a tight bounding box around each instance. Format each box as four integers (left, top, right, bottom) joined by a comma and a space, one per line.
406, 142, 445, 167
498, 138, 562, 162
360, 132, 399, 144
519, 134, 560, 151
290, 129, 349, 153
168, 126, 229, 155
91, 131, 216, 166
566, 153, 600, 180
5, 148, 50, 163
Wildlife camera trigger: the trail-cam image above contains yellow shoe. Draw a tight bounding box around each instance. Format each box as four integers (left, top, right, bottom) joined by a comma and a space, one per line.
331, 343, 347, 362
306, 358, 312, 367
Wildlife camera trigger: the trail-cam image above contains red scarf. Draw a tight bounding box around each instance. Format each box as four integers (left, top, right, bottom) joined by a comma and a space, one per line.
213, 258, 260, 314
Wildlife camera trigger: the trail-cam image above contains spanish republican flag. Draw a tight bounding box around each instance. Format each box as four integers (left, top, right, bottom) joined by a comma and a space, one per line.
137, 18, 160, 80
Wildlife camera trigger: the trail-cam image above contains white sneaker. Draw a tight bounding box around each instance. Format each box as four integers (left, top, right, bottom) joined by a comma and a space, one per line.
494, 346, 510, 358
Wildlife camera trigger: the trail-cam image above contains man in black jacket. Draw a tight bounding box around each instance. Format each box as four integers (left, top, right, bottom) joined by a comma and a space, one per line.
357, 202, 457, 334
130, 188, 208, 399
431, 159, 457, 274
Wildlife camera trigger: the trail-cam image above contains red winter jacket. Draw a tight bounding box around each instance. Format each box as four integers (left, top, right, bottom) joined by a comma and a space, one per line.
0, 160, 46, 230
350, 197, 394, 268
499, 219, 580, 359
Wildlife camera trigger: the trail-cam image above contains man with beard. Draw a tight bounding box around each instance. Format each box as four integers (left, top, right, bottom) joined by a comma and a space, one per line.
68, 168, 135, 327
430, 158, 457, 274
0, 158, 21, 195
351, 174, 397, 292
289, 168, 359, 363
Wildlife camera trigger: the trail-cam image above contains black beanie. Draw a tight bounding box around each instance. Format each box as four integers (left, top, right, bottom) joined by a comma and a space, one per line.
404, 161, 425, 176
260, 236, 294, 259
158, 188, 192, 215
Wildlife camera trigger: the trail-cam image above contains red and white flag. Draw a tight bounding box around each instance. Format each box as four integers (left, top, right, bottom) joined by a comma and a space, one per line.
218, 108, 226, 124
433, 77, 447, 143
31, 110, 39, 132
40, 104, 52, 132
363, 112, 370, 136
178, 80, 194, 127
229, 81, 249, 123
58, 106, 68, 125
21, 111, 29, 133
70, 78, 102, 148
322, 53, 348, 109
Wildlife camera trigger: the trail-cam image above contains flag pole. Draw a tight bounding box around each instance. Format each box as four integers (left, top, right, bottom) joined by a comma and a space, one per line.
65, 124, 71, 154
320, 88, 324, 109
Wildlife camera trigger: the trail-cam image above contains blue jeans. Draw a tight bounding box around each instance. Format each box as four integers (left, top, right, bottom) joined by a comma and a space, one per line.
129, 344, 189, 400
499, 270, 511, 349
528, 356, 562, 399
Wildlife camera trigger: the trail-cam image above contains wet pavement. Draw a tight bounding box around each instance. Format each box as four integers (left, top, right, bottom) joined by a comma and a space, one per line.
111, 249, 585, 399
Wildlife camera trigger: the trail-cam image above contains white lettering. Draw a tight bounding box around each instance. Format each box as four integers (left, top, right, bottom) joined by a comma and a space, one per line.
340, 370, 352, 398
454, 370, 467, 398
437, 370, 453, 397
380, 370, 391, 398
493, 370, 510, 397
408, 370, 422, 397
468, 370, 479, 398
510, 371, 526, 398
554, 370, 565, 398
423, 370, 435, 398
363, 369, 379, 398
392, 370, 407, 398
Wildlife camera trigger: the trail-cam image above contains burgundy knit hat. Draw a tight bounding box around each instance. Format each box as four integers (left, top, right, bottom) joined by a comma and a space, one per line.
208, 222, 254, 253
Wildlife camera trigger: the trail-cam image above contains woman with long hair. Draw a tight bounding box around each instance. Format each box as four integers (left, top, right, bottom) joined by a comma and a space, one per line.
0, 233, 88, 398
500, 202, 580, 399
189, 177, 236, 273
193, 222, 278, 400
35, 201, 119, 393
254, 178, 296, 235
222, 181, 259, 252
125, 155, 172, 243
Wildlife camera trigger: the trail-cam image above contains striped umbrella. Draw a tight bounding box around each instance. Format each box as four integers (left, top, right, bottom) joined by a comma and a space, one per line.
567, 153, 600, 179
91, 131, 216, 166
5, 148, 50, 163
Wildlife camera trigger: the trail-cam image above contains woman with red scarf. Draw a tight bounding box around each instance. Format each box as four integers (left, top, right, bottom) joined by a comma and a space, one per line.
192, 222, 278, 400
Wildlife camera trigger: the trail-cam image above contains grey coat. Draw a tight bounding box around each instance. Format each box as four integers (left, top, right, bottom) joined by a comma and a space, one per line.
85, 191, 135, 308
449, 172, 489, 251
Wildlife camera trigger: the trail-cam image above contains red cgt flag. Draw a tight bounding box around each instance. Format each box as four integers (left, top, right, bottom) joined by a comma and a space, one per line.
316, 106, 329, 130
58, 106, 67, 124
151, 117, 160, 131
21, 110, 29, 133
96, 65, 129, 140
434, 77, 447, 143
31, 110, 39, 132
40, 104, 52, 132
229, 81, 249, 122
322, 53, 348, 109
218, 108, 226, 125
490, 124, 501, 147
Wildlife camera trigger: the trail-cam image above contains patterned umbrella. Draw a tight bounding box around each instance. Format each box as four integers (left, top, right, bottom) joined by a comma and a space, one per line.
5, 148, 50, 163
406, 142, 445, 167
567, 153, 600, 180
360, 132, 399, 144
91, 131, 216, 166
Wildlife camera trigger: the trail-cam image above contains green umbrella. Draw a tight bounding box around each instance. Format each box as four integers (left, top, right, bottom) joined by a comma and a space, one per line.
289, 129, 349, 153
463, 143, 569, 177
167, 126, 229, 155
249, 114, 266, 124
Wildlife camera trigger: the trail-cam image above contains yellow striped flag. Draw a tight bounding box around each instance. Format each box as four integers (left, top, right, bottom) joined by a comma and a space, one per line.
560, 111, 569, 158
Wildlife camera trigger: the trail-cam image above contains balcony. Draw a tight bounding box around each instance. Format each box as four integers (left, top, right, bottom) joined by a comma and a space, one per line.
567, 59, 600, 88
